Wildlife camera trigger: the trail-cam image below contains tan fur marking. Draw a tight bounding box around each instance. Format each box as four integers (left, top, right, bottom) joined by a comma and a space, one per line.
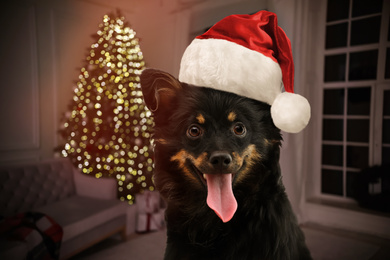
170, 150, 198, 182
155, 138, 168, 145
193, 152, 208, 169
228, 111, 237, 122
196, 114, 205, 124
170, 150, 188, 168
264, 138, 281, 146
232, 151, 243, 166
234, 144, 261, 184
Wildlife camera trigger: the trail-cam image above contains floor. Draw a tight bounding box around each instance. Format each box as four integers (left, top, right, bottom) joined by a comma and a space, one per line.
71, 224, 390, 260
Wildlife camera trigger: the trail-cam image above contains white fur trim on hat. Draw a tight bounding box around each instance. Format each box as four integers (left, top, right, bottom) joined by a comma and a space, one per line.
271, 92, 311, 133
179, 38, 283, 105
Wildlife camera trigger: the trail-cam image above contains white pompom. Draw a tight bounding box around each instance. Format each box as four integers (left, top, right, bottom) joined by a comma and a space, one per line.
270, 92, 311, 133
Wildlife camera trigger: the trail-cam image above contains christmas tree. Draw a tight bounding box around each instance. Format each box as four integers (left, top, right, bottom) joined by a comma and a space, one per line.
58, 12, 155, 204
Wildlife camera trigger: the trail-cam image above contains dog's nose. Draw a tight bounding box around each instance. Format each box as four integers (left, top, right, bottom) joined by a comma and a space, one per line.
209, 152, 232, 169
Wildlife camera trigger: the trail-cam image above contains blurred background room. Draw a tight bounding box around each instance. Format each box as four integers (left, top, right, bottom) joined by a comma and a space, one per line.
0, 0, 389, 259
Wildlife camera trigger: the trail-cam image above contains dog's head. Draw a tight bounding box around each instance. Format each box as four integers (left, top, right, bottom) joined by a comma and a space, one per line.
140, 69, 282, 222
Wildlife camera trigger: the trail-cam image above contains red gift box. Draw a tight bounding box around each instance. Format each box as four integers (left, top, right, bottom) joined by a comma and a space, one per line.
136, 210, 164, 233
136, 191, 165, 233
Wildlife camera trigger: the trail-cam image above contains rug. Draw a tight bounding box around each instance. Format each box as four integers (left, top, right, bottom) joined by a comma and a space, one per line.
80, 230, 166, 260
79, 227, 382, 260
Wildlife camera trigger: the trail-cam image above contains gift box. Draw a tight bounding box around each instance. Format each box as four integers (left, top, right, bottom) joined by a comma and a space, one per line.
136, 191, 165, 233
136, 191, 160, 214
136, 210, 165, 233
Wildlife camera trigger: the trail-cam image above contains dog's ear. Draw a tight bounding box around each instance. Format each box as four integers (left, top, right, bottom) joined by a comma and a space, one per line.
140, 68, 182, 112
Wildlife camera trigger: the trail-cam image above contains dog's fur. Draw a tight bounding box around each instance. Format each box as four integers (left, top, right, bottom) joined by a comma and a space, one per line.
140, 69, 312, 260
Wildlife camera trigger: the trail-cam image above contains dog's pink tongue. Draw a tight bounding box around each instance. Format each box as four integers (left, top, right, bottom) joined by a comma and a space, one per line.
205, 173, 237, 223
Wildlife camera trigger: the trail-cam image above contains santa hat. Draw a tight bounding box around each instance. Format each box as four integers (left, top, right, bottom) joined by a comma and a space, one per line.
179, 11, 310, 133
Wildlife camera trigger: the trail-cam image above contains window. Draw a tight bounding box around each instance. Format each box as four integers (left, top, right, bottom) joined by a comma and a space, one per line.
320, 0, 390, 203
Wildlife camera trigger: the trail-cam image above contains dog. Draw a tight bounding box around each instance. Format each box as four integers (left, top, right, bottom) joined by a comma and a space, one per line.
140, 68, 312, 260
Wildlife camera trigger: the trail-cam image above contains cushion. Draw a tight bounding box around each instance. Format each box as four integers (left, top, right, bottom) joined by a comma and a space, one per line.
0, 159, 76, 217
35, 195, 127, 241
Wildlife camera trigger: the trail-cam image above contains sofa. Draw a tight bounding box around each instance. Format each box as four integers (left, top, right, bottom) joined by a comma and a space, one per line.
0, 158, 129, 259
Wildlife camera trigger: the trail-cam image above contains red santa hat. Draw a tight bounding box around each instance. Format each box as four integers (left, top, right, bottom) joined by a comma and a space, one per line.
179, 11, 310, 133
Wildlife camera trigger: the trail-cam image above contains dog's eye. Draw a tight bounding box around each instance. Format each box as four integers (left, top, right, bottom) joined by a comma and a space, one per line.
187, 125, 202, 138
233, 123, 246, 136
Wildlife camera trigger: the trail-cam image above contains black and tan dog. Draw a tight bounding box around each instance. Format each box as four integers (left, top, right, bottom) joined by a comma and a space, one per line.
140, 69, 311, 260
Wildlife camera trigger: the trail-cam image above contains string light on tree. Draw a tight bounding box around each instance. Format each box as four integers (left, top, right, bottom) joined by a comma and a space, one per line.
59, 12, 154, 204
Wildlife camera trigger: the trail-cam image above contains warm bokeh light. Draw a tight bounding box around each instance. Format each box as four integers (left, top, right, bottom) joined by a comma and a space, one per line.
58, 12, 154, 204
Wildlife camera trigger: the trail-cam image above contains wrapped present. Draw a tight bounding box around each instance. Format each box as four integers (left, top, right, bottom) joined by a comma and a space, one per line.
136, 191, 165, 233
136, 191, 160, 214
136, 210, 165, 233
